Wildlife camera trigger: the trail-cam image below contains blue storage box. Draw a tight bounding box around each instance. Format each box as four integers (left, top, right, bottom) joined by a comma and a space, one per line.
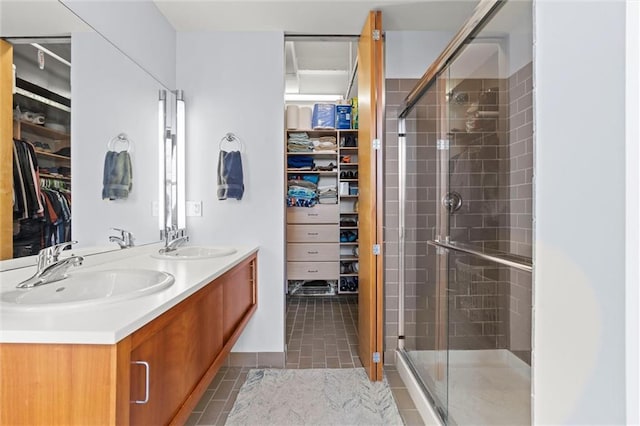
312, 104, 336, 129
335, 105, 352, 129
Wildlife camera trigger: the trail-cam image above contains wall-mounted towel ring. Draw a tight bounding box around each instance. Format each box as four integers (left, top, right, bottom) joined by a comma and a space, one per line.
219, 132, 244, 153
107, 133, 132, 152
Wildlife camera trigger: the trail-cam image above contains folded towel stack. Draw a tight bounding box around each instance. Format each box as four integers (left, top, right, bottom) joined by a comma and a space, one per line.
311, 136, 337, 152
287, 156, 315, 170
102, 150, 132, 200
287, 132, 313, 152
318, 185, 337, 204
217, 150, 245, 200
287, 176, 318, 207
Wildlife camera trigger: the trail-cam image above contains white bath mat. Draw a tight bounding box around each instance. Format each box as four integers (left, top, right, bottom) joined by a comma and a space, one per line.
225, 368, 403, 425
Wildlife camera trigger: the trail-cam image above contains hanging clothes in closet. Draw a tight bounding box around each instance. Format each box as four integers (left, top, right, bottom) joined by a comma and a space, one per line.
41, 183, 71, 247
12, 138, 72, 257
13, 138, 44, 257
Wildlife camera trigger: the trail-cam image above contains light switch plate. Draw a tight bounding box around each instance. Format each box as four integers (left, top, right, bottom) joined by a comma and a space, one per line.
186, 201, 202, 216
152, 201, 159, 217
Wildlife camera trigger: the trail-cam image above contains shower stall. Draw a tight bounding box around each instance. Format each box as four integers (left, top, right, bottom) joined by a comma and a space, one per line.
395, 1, 533, 424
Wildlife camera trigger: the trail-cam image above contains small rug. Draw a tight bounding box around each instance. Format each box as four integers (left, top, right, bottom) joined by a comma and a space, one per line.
225, 368, 404, 425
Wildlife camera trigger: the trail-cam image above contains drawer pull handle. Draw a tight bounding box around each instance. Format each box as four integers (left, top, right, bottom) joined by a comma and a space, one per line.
308, 213, 319, 216
308, 270, 318, 273
308, 232, 319, 236
131, 361, 150, 404
307, 251, 318, 254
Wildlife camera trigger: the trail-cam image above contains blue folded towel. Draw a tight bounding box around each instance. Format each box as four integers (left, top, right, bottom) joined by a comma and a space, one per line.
217, 150, 244, 200
287, 156, 314, 169
102, 150, 132, 200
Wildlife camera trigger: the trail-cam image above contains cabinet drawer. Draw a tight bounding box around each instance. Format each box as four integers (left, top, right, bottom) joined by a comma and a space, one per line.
287, 205, 338, 224
287, 261, 339, 280
287, 225, 338, 243
287, 243, 339, 261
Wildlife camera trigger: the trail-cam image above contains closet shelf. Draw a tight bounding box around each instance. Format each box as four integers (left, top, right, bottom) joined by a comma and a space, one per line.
340, 256, 359, 261
286, 170, 337, 175
40, 173, 71, 181
287, 151, 337, 156
16, 119, 70, 140
35, 151, 70, 161
340, 195, 358, 199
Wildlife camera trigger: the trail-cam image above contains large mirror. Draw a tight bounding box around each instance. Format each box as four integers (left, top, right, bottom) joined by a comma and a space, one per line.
1, 1, 174, 264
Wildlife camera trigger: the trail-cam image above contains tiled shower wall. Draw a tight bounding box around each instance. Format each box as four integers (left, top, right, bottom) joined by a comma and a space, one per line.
383, 78, 420, 363
383, 68, 533, 363
507, 62, 534, 363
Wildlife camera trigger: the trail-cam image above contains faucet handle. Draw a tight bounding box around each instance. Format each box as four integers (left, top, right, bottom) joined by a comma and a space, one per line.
112, 228, 134, 246
50, 241, 78, 261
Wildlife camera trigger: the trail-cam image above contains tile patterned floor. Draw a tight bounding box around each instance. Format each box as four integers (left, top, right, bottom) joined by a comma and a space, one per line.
187, 295, 425, 426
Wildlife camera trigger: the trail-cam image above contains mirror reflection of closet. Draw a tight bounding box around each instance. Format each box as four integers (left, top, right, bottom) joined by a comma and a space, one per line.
11, 41, 72, 258
1, 2, 168, 262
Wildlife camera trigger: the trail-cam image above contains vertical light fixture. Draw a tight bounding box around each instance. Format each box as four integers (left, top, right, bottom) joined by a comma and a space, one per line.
158, 90, 167, 236
176, 90, 186, 230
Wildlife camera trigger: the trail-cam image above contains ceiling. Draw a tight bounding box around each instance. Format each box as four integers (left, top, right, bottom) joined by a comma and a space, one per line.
1, 0, 482, 100
152, 0, 479, 99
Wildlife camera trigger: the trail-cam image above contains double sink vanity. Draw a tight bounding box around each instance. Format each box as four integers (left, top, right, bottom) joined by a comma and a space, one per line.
0, 243, 258, 425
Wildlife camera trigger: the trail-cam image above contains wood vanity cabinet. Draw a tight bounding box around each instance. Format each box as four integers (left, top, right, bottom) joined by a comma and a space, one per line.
0, 253, 257, 426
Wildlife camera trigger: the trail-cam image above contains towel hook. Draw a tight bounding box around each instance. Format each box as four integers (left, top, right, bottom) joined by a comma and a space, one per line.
219, 132, 244, 153
108, 133, 132, 152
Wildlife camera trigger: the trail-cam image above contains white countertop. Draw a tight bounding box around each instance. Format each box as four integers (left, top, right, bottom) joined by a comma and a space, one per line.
0, 243, 259, 345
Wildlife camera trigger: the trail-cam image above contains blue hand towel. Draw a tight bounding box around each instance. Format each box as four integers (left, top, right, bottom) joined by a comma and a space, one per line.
217, 150, 244, 200
102, 150, 132, 200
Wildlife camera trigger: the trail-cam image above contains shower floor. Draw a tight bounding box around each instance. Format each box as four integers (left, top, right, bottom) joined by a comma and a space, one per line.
408, 349, 531, 425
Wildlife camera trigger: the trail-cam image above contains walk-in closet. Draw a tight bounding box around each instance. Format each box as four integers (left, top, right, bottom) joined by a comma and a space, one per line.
8, 40, 72, 258
283, 36, 363, 367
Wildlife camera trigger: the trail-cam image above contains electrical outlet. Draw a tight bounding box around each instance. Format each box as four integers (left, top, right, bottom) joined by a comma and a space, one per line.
186, 201, 202, 216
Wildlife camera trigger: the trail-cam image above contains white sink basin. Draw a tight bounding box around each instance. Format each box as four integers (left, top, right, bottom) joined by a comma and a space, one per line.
151, 246, 237, 260
1, 269, 174, 311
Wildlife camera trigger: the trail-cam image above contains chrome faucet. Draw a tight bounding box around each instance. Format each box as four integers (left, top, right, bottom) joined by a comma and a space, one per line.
17, 242, 84, 289
109, 228, 135, 249
159, 229, 189, 254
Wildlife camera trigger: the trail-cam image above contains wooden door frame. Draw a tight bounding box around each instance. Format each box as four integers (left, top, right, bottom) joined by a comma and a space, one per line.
357, 10, 384, 381
0, 40, 13, 260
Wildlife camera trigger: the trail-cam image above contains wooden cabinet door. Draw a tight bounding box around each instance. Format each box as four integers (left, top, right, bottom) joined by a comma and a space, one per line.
223, 258, 256, 343
129, 283, 223, 425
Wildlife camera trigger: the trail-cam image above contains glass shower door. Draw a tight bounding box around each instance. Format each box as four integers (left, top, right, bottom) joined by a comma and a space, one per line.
400, 72, 450, 420
433, 1, 534, 424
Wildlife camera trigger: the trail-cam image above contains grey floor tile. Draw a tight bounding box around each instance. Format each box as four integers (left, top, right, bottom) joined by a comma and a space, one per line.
391, 387, 418, 411
212, 380, 235, 401
401, 409, 427, 426
193, 389, 214, 413
185, 412, 202, 426
197, 400, 226, 425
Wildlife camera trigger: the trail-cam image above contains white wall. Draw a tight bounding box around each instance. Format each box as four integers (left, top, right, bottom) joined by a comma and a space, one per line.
385, 31, 454, 79
176, 31, 285, 353
72, 32, 161, 248
61, 0, 176, 90
534, 1, 626, 423
626, 0, 640, 423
